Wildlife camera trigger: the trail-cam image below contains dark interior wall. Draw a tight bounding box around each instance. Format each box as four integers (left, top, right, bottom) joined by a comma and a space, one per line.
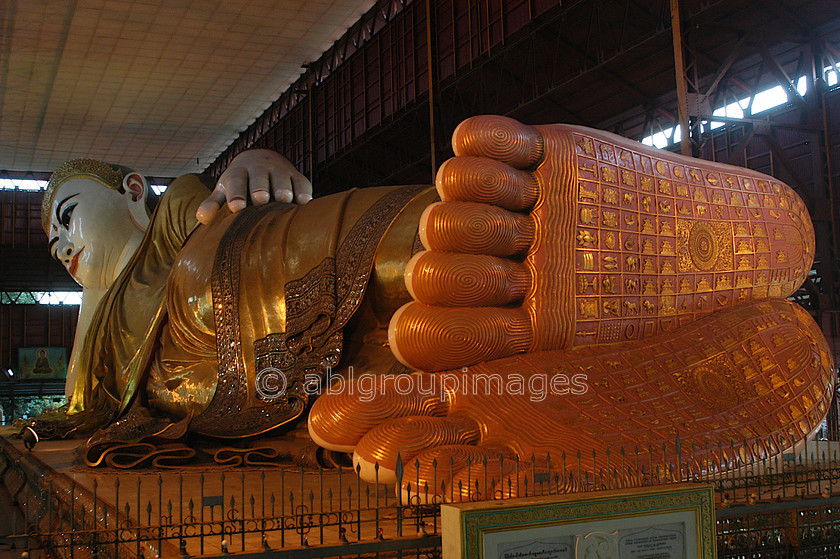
2, 0, 840, 387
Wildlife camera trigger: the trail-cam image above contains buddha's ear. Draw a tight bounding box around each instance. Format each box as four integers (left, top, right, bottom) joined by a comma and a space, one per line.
123, 172, 151, 230
123, 172, 147, 202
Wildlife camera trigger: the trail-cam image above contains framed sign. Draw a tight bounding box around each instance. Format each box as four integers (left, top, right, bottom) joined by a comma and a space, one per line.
442, 483, 716, 559
18, 347, 68, 379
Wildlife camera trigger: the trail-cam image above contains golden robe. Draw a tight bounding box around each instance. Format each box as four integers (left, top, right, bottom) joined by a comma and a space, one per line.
70, 173, 435, 438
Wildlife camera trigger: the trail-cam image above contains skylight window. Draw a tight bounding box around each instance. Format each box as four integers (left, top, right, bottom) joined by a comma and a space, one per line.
0, 178, 167, 194
0, 178, 47, 191
641, 64, 839, 148
1, 292, 82, 305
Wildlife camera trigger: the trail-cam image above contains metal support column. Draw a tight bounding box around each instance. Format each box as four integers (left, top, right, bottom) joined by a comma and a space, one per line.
670, 0, 691, 157
426, 0, 439, 179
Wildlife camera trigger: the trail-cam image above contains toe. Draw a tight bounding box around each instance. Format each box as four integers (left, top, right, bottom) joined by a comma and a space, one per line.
451, 115, 544, 169
400, 444, 523, 503
436, 157, 538, 211
308, 373, 448, 453
353, 415, 481, 484
405, 251, 529, 307
419, 202, 534, 257
388, 303, 532, 371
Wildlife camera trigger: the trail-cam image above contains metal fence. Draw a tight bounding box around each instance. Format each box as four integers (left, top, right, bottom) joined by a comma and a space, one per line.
1, 436, 840, 558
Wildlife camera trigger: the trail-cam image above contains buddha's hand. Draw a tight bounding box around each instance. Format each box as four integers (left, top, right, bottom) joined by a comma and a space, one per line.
196, 149, 312, 224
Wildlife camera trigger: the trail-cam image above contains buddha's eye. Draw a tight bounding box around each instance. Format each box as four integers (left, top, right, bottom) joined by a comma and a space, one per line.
61, 203, 77, 228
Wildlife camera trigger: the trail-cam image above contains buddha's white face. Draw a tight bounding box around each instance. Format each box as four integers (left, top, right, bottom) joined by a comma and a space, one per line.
47, 176, 147, 290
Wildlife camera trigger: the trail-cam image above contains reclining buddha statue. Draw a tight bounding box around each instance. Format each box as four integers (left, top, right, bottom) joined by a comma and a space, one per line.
42, 116, 834, 491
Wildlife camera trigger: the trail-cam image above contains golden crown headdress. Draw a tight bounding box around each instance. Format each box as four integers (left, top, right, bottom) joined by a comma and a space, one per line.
42, 159, 124, 233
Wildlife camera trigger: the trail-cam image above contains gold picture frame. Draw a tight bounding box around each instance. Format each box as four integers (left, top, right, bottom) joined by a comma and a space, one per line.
441, 483, 716, 559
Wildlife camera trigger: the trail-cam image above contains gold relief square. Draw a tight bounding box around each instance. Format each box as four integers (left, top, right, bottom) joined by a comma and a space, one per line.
659, 316, 677, 332
713, 271, 735, 290
638, 193, 655, 214
735, 253, 755, 273
600, 230, 620, 251
574, 135, 595, 157
720, 174, 737, 189
616, 253, 637, 274
676, 275, 694, 293
761, 194, 778, 209
575, 228, 599, 249
600, 273, 621, 296
600, 251, 622, 273
577, 203, 600, 227
641, 255, 658, 275
640, 274, 659, 295
600, 297, 621, 319
618, 187, 638, 210
642, 319, 658, 337
600, 164, 619, 184
602, 186, 620, 205
601, 208, 619, 229
767, 284, 783, 298
686, 167, 704, 184
635, 153, 653, 175
620, 168, 637, 188
675, 199, 693, 219
734, 237, 754, 254
659, 275, 677, 296
597, 321, 622, 343
576, 296, 600, 320
709, 204, 730, 221
705, 171, 721, 187
753, 270, 770, 287
621, 213, 639, 236
654, 194, 675, 216
712, 289, 734, 309
596, 141, 616, 162
577, 179, 600, 204
576, 157, 598, 180
676, 306, 696, 325
639, 234, 658, 256
658, 236, 676, 256
621, 296, 642, 318
638, 174, 655, 194
576, 273, 599, 295
622, 274, 641, 296
576, 251, 599, 273
617, 148, 635, 168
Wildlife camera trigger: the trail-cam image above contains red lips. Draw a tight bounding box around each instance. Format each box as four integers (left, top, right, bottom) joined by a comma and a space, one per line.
69, 248, 83, 276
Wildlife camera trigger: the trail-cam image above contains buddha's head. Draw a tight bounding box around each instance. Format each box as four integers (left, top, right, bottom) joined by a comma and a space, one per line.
42, 159, 151, 290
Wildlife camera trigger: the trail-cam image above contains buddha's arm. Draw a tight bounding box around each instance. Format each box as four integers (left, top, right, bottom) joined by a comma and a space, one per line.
65, 286, 107, 411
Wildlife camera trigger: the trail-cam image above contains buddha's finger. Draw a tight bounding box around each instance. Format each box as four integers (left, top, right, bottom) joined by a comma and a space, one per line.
451, 115, 544, 169
419, 202, 534, 257
246, 168, 270, 205
405, 251, 529, 307
291, 171, 313, 205
219, 167, 248, 212
269, 169, 294, 204
195, 188, 226, 224
389, 303, 532, 371
436, 157, 538, 211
